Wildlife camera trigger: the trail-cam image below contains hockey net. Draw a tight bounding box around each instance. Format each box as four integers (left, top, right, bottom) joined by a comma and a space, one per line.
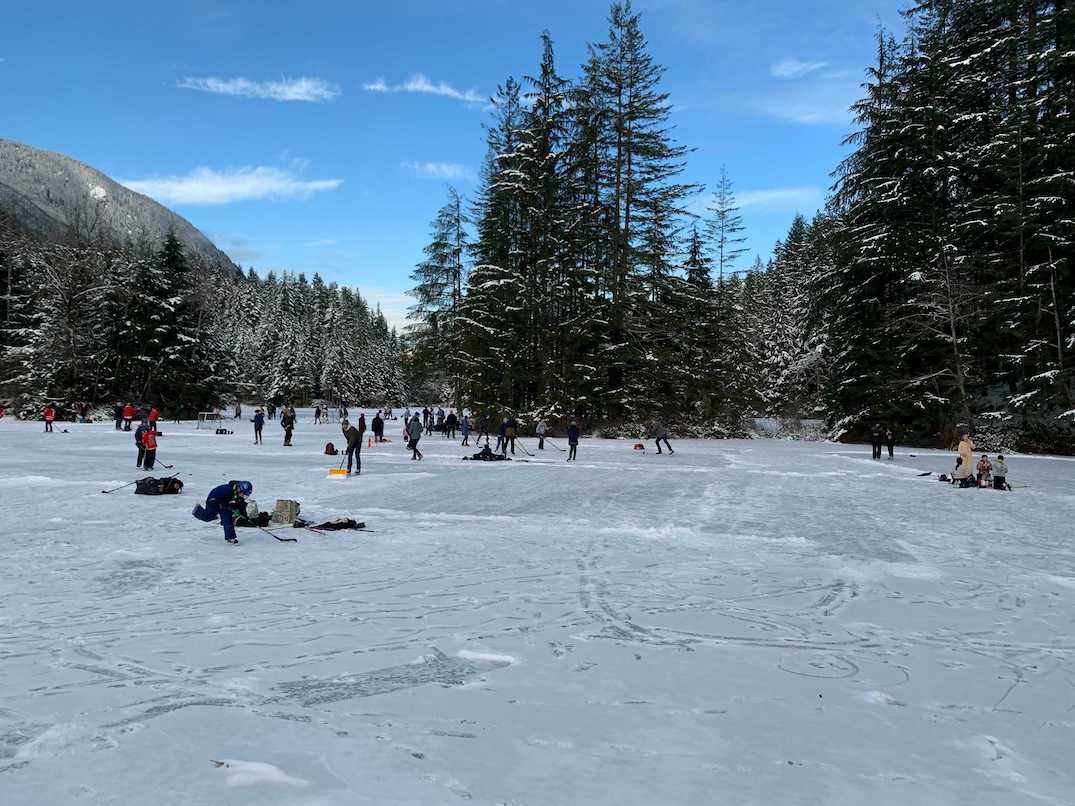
196, 411, 223, 429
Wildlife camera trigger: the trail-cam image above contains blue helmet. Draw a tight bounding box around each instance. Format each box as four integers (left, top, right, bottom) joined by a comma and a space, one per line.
235, 481, 253, 496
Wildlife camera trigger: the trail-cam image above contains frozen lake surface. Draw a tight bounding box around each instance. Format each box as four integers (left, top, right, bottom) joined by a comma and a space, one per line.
1, 415, 1073, 805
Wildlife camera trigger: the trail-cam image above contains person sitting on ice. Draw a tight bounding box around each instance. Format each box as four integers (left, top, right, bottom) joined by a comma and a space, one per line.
950, 457, 976, 488
992, 455, 1010, 490
192, 480, 253, 545
463, 444, 511, 461
976, 454, 993, 486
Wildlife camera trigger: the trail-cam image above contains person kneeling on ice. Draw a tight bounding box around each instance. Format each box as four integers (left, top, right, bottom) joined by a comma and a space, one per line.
976, 454, 992, 486
993, 455, 1011, 490
950, 457, 976, 488
192, 480, 253, 545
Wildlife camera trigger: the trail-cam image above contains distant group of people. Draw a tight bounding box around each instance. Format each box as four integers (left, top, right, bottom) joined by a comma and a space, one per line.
949, 433, 1011, 490
869, 425, 898, 460
396, 406, 585, 461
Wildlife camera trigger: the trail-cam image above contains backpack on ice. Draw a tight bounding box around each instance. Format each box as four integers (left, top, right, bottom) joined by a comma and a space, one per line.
135, 476, 184, 495
324, 441, 339, 455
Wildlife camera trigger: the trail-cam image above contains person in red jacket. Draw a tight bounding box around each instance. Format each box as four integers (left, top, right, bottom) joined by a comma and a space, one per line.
123, 403, 135, 431
44, 403, 56, 432
148, 406, 160, 427
142, 426, 158, 471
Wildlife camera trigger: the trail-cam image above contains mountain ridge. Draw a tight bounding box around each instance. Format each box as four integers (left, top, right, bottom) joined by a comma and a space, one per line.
0, 138, 239, 271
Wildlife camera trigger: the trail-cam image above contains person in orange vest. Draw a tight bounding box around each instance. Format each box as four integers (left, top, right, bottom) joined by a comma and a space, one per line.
44, 403, 56, 432
123, 402, 135, 431
148, 405, 160, 427
141, 425, 159, 471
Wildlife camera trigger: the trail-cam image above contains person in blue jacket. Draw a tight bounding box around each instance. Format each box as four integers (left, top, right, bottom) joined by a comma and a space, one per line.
251, 408, 265, 444
567, 418, 579, 461
134, 418, 150, 467
192, 480, 252, 545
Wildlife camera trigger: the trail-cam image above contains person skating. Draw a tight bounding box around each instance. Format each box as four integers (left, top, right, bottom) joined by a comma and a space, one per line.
281, 406, 296, 446
234, 402, 242, 419
885, 427, 896, 460
141, 425, 159, 471
478, 412, 491, 445
425, 413, 435, 436
445, 410, 458, 439
148, 405, 160, 428
113, 402, 123, 430
371, 411, 384, 443
495, 418, 507, 453
192, 480, 252, 545
341, 419, 362, 475
567, 418, 579, 461
461, 415, 471, 447
252, 408, 265, 444
993, 455, 1010, 490
870, 425, 883, 460
135, 418, 150, 467
407, 413, 424, 460
43, 403, 56, 432
652, 421, 674, 454
536, 418, 547, 450
314, 405, 322, 425
123, 402, 135, 431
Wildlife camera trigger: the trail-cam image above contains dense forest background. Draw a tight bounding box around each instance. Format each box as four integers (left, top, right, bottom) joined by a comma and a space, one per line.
1, 0, 1073, 451
405, 0, 1075, 451
0, 216, 406, 415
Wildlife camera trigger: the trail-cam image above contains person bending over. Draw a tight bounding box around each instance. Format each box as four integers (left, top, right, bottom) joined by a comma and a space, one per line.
192, 480, 252, 545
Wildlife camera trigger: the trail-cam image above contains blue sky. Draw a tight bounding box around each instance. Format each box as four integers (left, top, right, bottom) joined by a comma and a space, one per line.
1, 0, 905, 328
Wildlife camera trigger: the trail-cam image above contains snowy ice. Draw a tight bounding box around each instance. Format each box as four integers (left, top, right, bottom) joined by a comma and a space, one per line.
1, 414, 1073, 805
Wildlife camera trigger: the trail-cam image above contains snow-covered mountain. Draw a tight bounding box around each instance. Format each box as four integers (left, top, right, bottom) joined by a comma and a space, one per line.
0, 138, 238, 270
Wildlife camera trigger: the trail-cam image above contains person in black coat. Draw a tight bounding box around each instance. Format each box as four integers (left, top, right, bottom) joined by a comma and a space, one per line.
371, 412, 384, 442
341, 418, 362, 474
885, 427, 896, 460
281, 407, 296, 446
870, 425, 883, 460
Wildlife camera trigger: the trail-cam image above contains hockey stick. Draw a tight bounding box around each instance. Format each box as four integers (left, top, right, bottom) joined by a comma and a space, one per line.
515, 438, 535, 457
257, 525, 297, 542
101, 479, 140, 494
542, 436, 566, 452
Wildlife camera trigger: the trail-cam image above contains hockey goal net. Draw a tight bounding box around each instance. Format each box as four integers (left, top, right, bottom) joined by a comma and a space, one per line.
196, 411, 223, 429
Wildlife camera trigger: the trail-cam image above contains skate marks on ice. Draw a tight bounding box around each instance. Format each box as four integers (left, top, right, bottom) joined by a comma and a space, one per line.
275, 648, 514, 707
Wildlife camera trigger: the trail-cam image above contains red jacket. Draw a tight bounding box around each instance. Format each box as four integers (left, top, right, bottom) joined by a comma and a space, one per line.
142, 429, 158, 450
149, 407, 159, 423
44, 407, 55, 422
123, 404, 135, 419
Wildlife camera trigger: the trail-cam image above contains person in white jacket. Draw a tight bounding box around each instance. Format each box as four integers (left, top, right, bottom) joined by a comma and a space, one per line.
536, 419, 548, 450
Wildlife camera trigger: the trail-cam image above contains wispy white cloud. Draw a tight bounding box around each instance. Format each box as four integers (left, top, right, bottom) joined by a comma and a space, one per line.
737, 187, 824, 210
178, 76, 340, 102
121, 166, 342, 205
364, 73, 484, 105
403, 161, 475, 181
760, 98, 852, 125
770, 59, 828, 79
305, 238, 338, 247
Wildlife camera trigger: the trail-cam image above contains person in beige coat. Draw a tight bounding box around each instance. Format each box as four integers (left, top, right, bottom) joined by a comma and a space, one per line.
958, 434, 974, 469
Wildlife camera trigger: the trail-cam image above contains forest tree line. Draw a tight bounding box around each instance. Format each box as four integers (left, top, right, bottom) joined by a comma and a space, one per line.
405, 0, 1075, 451
0, 216, 406, 415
